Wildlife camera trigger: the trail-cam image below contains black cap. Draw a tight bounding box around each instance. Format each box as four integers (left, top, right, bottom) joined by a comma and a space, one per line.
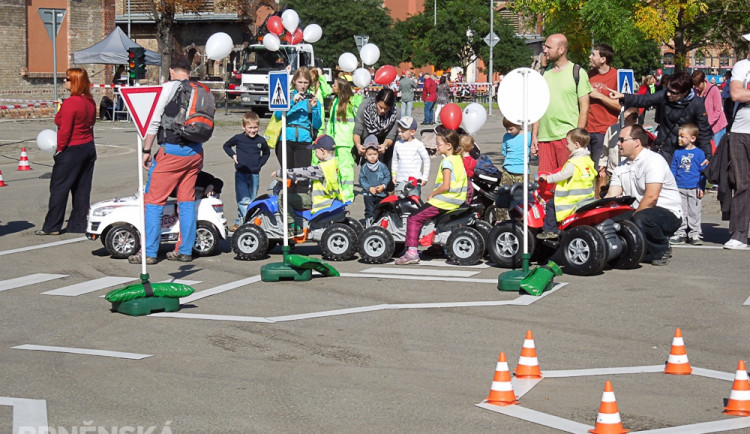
307, 134, 335, 151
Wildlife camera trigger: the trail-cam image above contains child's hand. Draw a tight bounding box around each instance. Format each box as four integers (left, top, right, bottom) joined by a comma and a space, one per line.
377, 185, 385, 193
233, 154, 239, 165
698, 189, 704, 199
538, 174, 546, 182
369, 187, 377, 195
421, 180, 427, 186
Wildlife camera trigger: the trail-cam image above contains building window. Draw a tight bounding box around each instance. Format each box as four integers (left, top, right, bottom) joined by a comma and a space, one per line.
720, 51, 731, 67
662, 52, 675, 66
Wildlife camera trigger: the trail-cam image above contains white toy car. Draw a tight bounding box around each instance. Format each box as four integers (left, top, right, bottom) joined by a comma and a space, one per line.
86, 193, 228, 258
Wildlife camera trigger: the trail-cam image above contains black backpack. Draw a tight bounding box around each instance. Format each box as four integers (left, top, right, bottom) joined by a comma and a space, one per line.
161, 79, 215, 144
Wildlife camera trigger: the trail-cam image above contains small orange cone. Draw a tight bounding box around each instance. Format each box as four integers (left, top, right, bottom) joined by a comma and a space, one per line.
485, 351, 519, 406
664, 328, 692, 375
724, 360, 750, 416
0, 169, 7, 187
515, 330, 542, 379
589, 381, 629, 434
17, 147, 32, 171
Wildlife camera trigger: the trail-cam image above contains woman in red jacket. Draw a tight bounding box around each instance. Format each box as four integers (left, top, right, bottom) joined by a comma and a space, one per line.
36, 68, 97, 235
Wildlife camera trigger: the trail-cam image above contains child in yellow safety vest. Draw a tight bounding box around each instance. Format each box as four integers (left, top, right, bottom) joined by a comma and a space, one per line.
537, 128, 596, 240
273, 135, 343, 234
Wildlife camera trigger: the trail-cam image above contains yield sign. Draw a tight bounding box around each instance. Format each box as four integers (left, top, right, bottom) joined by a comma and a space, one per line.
119, 86, 163, 139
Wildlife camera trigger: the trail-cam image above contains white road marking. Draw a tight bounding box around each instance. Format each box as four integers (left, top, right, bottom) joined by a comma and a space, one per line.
359, 267, 478, 277
41, 276, 136, 296
0, 396, 48, 434
180, 276, 261, 304
0, 273, 67, 292
339, 272, 497, 284
408, 260, 491, 268
636, 418, 750, 433
12, 344, 151, 359
543, 365, 664, 378
0, 236, 87, 256
475, 402, 592, 432
149, 312, 274, 323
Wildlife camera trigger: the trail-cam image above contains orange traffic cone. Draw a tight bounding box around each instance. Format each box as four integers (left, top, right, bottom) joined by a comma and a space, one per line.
724, 360, 750, 416
664, 328, 692, 375
17, 147, 31, 171
485, 351, 519, 406
515, 330, 543, 379
589, 381, 629, 434
0, 169, 7, 187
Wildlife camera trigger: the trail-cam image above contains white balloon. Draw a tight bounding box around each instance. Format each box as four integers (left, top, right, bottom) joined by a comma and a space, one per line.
460, 102, 487, 135
281, 9, 299, 34
303, 24, 322, 43
359, 43, 380, 66
352, 68, 371, 88
263, 33, 281, 52
36, 129, 57, 154
205, 32, 234, 60
338, 52, 358, 73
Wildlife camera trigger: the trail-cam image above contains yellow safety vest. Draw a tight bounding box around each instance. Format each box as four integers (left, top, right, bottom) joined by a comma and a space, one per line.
311, 158, 342, 214
428, 154, 467, 211
554, 156, 596, 221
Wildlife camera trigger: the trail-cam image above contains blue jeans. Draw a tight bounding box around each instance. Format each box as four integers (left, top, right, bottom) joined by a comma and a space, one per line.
401, 100, 413, 118
423, 101, 435, 124
633, 206, 680, 260
235, 171, 259, 225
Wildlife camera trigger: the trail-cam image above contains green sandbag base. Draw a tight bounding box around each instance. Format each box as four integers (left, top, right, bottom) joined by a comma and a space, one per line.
111, 296, 181, 316
261, 262, 313, 282
519, 261, 563, 296
498, 269, 529, 291
286, 254, 339, 277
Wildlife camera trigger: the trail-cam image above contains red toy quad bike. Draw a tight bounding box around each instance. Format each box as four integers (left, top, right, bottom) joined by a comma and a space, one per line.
358, 179, 491, 265
487, 178, 646, 275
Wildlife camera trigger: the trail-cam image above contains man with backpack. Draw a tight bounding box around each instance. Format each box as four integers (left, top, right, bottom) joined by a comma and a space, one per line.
532, 33, 592, 173
128, 54, 215, 265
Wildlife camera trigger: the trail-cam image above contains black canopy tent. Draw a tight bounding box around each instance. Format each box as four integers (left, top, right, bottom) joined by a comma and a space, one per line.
72, 27, 161, 65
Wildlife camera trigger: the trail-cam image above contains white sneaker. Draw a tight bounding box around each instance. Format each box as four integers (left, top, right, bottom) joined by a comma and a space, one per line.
723, 239, 748, 250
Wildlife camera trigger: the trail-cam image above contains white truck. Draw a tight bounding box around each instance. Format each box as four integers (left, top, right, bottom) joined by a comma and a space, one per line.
228, 43, 325, 114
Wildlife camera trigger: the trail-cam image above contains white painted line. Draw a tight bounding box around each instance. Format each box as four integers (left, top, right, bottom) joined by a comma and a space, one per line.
0, 273, 67, 293
360, 267, 479, 277
339, 272, 497, 284
388, 300, 519, 309
0, 396, 48, 434
475, 402, 592, 433
691, 366, 736, 381
509, 283, 567, 305
41, 276, 136, 297
636, 417, 750, 433
671, 244, 746, 250
149, 312, 274, 323
13, 344, 152, 360
410, 260, 490, 269
180, 276, 261, 304
743, 294, 750, 306
0, 236, 87, 256
543, 365, 664, 378
511, 378, 542, 399
268, 304, 391, 322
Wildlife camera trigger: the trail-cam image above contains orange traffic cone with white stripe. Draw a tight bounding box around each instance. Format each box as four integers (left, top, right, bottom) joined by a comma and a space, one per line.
0, 169, 7, 187
485, 352, 519, 406
589, 381, 629, 434
724, 360, 750, 416
17, 147, 31, 171
664, 328, 692, 375
515, 330, 542, 379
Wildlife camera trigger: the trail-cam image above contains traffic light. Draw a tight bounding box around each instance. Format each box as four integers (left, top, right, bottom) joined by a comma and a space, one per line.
127, 47, 146, 82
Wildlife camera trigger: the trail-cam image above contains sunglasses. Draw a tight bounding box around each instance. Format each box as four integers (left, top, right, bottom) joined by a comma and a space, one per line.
64, 77, 70, 82
617, 137, 635, 143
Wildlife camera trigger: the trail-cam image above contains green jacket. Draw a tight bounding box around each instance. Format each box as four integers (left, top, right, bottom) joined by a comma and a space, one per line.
325, 94, 363, 149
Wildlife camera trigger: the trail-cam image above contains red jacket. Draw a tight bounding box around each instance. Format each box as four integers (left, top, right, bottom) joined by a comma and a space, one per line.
55, 95, 96, 152
423, 77, 437, 103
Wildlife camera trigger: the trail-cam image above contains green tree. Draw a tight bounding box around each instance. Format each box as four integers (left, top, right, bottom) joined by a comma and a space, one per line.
280, 0, 404, 67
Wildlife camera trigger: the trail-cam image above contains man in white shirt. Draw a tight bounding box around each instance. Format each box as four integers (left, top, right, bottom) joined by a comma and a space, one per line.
606, 125, 682, 265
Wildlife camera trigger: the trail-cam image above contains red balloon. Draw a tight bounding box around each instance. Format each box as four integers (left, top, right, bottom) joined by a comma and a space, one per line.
291, 27, 303, 45
374, 65, 397, 85
267, 16, 284, 36
440, 103, 462, 130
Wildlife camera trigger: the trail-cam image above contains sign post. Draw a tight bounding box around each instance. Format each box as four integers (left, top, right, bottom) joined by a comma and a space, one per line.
484, 31, 499, 115
38, 8, 66, 109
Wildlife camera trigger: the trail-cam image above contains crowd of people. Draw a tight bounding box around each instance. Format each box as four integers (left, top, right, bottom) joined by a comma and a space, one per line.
36, 32, 750, 267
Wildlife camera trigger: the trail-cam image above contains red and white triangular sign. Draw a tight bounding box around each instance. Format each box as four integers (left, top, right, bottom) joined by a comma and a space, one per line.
119, 86, 163, 139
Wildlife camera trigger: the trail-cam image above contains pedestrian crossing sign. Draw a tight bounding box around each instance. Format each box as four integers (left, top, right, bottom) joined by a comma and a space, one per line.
268, 71, 290, 111
618, 69, 635, 94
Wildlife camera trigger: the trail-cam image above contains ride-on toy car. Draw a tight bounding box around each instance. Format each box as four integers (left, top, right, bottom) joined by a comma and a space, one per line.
487, 180, 646, 275
231, 181, 363, 261
86, 193, 228, 258
358, 180, 490, 265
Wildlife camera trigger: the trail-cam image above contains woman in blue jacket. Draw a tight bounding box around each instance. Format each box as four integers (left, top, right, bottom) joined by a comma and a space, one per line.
274, 67, 322, 193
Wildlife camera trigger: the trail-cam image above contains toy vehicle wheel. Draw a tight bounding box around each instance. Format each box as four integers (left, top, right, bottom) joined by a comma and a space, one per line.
473, 220, 493, 255
487, 222, 535, 268
561, 226, 607, 275
358, 226, 396, 264
320, 223, 357, 261
105, 223, 140, 259
609, 220, 646, 269
232, 224, 269, 260
193, 222, 219, 257
483, 204, 499, 225
445, 227, 485, 265
345, 217, 365, 235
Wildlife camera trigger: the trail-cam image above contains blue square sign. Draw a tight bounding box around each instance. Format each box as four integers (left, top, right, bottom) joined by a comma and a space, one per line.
617, 69, 635, 94
268, 71, 290, 111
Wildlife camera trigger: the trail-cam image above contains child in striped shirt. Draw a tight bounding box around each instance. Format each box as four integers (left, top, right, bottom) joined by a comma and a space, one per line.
391, 116, 430, 197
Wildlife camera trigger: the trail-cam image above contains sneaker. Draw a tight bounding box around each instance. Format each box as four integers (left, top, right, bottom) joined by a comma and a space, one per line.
229, 224, 239, 232
166, 251, 192, 262
724, 239, 749, 250
651, 253, 670, 266
687, 237, 703, 245
34, 230, 60, 236
395, 250, 420, 265
669, 235, 685, 244
536, 231, 560, 240
128, 253, 157, 265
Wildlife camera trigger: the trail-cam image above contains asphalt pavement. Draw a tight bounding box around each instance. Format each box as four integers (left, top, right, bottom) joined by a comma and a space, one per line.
0, 106, 749, 433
